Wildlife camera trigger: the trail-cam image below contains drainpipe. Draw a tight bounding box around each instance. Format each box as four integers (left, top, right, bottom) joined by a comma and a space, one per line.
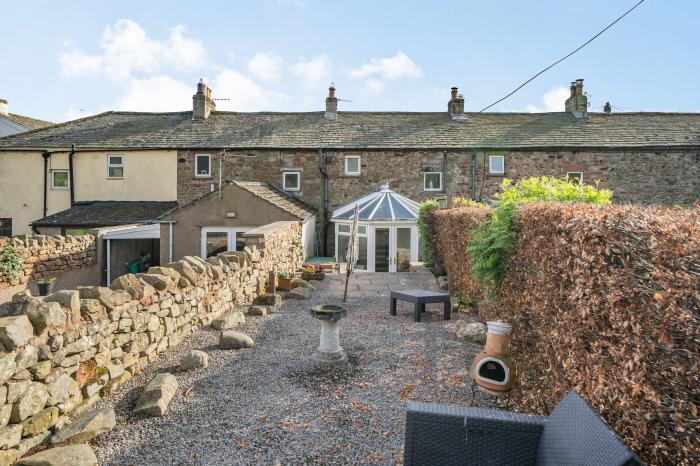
318, 149, 329, 257
42, 151, 50, 217
470, 153, 477, 201
68, 144, 76, 206
442, 151, 447, 195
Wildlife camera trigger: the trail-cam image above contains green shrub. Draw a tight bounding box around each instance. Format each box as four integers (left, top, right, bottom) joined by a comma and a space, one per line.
0, 244, 24, 281
417, 199, 440, 271
453, 197, 488, 208
469, 176, 612, 295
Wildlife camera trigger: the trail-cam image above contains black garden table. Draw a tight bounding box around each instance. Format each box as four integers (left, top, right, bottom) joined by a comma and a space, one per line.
389, 289, 451, 322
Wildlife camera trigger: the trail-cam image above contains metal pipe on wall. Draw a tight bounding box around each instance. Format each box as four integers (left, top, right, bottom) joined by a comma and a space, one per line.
68, 143, 75, 206
42, 151, 50, 218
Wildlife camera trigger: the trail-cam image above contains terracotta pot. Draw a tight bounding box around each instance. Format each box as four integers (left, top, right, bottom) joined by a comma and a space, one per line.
471, 321, 516, 395
277, 278, 293, 291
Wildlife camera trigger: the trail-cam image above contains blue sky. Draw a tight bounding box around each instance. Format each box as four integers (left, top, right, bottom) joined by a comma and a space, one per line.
3, 0, 699, 122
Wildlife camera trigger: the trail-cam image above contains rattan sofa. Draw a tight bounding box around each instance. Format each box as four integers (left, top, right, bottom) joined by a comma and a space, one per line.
403, 391, 642, 465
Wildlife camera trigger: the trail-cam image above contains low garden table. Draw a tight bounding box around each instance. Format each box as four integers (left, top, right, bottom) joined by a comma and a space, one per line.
389, 290, 451, 322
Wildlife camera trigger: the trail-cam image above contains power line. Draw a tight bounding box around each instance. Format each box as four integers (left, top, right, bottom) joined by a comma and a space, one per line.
477, 0, 647, 113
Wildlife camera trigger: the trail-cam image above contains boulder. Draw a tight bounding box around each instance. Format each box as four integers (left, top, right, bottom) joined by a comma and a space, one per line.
437, 276, 449, 290
109, 274, 155, 300
219, 331, 254, 350
0, 449, 19, 465
0, 353, 17, 385
76, 286, 114, 309
146, 266, 181, 280
111, 290, 132, 306
0, 315, 34, 350
179, 350, 208, 371
211, 311, 245, 330
11, 382, 49, 422
21, 406, 59, 436
138, 273, 175, 291
290, 277, 314, 289
17, 444, 98, 466
79, 299, 105, 322
286, 287, 311, 300
47, 373, 81, 406
164, 261, 198, 285
50, 407, 115, 445
133, 373, 178, 417
0, 424, 22, 449
253, 293, 281, 307
44, 291, 81, 326
247, 305, 269, 316
456, 322, 487, 344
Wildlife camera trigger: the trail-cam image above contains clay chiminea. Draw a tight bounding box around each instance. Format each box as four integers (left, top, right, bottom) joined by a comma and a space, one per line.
471, 321, 516, 395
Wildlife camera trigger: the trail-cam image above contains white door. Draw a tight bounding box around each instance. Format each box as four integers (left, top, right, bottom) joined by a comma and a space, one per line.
200, 227, 252, 258
370, 224, 417, 272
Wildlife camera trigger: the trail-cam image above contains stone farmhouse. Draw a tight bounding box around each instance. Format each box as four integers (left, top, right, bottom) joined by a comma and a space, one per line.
0, 79, 697, 273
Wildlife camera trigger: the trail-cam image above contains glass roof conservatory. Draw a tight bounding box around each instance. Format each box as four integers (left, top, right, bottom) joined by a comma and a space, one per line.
331, 185, 420, 272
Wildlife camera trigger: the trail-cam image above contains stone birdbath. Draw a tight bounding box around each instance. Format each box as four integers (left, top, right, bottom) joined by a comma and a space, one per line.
310, 304, 348, 367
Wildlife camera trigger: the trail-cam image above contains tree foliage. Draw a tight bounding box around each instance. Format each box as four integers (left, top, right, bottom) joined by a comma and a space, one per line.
417, 199, 440, 271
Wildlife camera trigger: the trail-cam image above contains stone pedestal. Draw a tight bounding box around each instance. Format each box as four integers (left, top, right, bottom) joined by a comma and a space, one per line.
310, 305, 348, 367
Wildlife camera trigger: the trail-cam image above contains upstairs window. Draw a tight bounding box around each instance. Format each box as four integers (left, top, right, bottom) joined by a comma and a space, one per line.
195, 154, 211, 177
51, 170, 69, 189
424, 172, 442, 191
283, 171, 301, 191
344, 156, 361, 176
567, 172, 583, 184
107, 155, 124, 178
489, 155, 505, 174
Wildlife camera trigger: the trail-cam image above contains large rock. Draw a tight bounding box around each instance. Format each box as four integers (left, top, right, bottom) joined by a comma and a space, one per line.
0, 424, 22, 449
50, 407, 115, 445
455, 322, 487, 344
437, 276, 449, 290
0, 315, 34, 350
146, 266, 181, 280
179, 350, 208, 371
11, 382, 49, 422
133, 373, 178, 417
76, 286, 114, 309
164, 261, 198, 285
26, 301, 67, 334
247, 305, 269, 316
21, 406, 59, 436
47, 373, 81, 406
17, 444, 98, 466
138, 273, 175, 291
109, 274, 155, 300
219, 331, 254, 350
211, 311, 245, 330
0, 353, 17, 385
286, 287, 311, 300
44, 291, 81, 326
79, 299, 106, 322
253, 293, 281, 306
290, 277, 314, 289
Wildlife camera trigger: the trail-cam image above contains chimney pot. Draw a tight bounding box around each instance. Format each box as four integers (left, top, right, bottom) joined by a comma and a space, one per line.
603, 102, 612, 114
448, 86, 465, 120
192, 80, 216, 120
0, 99, 7, 116
325, 82, 338, 120
565, 78, 588, 118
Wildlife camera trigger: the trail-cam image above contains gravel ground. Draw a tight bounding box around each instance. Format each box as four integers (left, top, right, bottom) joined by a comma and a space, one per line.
92, 282, 483, 465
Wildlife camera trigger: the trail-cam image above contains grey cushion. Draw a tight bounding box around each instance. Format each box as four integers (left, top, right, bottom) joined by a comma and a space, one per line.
535, 392, 643, 466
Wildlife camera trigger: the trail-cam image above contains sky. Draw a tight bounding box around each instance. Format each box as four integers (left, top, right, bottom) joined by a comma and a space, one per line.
2, 0, 699, 123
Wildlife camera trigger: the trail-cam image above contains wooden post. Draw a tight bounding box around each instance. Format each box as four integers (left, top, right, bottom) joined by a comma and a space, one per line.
268, 270, 276, 294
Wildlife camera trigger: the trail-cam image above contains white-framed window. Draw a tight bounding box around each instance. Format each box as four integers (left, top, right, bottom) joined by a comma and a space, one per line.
344, 156, 361, 176
200, 227, 252, 258
489, 155, 505, 174
335, 222, 368, 270
423, 172, 442, 191
566, 172, 583, 184
107, 155, 124, 178
282, 171, 301, 191
51, 170, 69, 189
195, 154, 211, 177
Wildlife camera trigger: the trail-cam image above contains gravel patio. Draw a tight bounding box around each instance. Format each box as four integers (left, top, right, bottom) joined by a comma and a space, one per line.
92, 276, 482, 465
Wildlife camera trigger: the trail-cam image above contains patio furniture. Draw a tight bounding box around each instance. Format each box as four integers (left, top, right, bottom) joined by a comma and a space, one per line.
389, 289, 451, 322
403, 391, 643, 466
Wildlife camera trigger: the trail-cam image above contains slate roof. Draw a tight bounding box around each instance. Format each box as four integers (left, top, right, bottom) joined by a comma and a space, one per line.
0, 110, 698, 150
162, 181, 317, 221
2, 113, 54, 131
32, 201, 178, 227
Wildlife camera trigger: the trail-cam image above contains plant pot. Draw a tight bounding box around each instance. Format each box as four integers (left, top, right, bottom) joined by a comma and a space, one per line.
302, 272, 325, 281
38, 282, 55, 296
277, 278, 293, 291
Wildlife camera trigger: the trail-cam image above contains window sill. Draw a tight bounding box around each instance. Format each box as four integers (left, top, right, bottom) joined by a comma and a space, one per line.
487, 173, 505, 177
342, 173, 362, 178
51, 187, 69, 190
424, 188, 443, 192
193, 176, 213, 180
106, 177, 125, 180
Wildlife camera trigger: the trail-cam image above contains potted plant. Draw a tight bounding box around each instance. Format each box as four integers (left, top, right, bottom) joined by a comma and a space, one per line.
301, 265, 325, 281
277, 272, 293, 291
37, 277, 56, 296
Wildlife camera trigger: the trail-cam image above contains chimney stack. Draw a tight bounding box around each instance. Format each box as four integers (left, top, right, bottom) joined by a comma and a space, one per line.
564, 78, 588, 118
192, 80, 216, 120
448, 86, 465, 120
0, 99, 8, 116
325, 83, 338, 120
603, 102, 612, 114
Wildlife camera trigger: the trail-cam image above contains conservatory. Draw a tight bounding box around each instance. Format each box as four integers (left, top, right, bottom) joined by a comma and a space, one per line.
331, 185, 420, 272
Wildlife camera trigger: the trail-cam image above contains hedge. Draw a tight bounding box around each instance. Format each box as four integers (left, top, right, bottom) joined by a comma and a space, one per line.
427, 203, 699, 465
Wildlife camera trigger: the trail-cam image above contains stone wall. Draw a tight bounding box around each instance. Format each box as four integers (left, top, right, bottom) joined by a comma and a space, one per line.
0, 235, 96, 290
0, 221, 303, 462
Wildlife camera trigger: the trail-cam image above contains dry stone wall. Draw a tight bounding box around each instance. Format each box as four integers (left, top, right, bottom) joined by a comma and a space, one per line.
0, 235, 96, 289
0, 222, 303, 463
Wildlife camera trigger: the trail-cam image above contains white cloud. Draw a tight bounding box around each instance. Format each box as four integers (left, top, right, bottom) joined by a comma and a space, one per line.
60, 19, 208, 81
364, 78, 385, 93
247, 52, 283, 82
212, 69, 290, 111
349, 51, 423, 80
290, 54, 331, 89
526, 86, 570, 112
115, 75, 193, 111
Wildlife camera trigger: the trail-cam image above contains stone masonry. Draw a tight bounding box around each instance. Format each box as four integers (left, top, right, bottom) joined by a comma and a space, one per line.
0, 221, 303, 461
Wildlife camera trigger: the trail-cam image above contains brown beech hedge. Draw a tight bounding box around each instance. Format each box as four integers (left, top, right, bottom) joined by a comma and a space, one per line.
427, 203, 699, 465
